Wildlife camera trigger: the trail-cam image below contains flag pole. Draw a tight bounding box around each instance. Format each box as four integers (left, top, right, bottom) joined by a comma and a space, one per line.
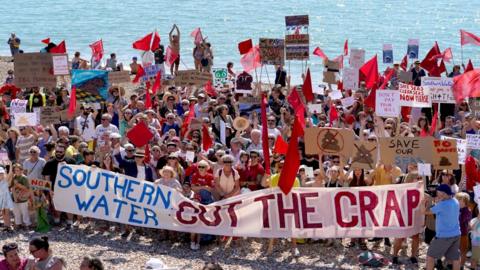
461, 45, 464, 68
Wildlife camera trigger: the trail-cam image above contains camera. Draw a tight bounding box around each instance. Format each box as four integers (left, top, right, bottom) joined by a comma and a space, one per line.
425, 184, 438, 198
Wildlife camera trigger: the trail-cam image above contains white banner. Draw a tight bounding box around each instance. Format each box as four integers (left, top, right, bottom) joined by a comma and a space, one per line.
54, 165, 424, 239
342, 67, 359, 90
467, 134, 480, 150
398, 83, 431, 108
421, 77, 455, 104
376, 90, 400, 117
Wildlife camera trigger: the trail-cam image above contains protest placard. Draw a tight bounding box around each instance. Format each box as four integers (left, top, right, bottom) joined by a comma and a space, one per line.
382, 44, 393, 64
212, 68, 228, 90
30, 178, 52, 191
431, 139, 458, 169
108, 71, 131, 84
467, 134, 480, 150
376, 90, 400, 117
53, 164, 424, 238
175, 70, 212, 86
259, 38, 285, 65
142, 64, 162, 82
285, 34, 309, 60
418, 163, 431, 177
469, 98, 480, 118
304, 128, 355, 157
398, 71, 413, 83
323, 71, 337, 84
14, 53, 57, 88
349, 48, 365, 68
350, 141, 378, 169
52, 54, 69, 75
328, 90, 343, 100
340, 96, 355, 108
40, 106, 61, 126
285, 15, 309, 28
14, 112, 38, 127
398, 82, 431, 108
379, 137, 433, 167
307, 104, 323, 113
407, 39, 419, 59
342, 67, 359, 90
442, 136, 467, 165
421, 77, 455, 104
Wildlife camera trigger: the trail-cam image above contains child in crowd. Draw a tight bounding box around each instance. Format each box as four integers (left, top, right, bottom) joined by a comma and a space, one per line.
470, 207, 480, 269
456, 192, 472, 267
32, 188, 50, 233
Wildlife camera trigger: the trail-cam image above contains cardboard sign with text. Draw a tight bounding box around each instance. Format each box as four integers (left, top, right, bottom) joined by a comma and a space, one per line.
14, 113, 38, 127
349, 49, 365, 69
304, 128, 355, 157
376, 90, 400, 117
398, 82, 431, 108
108, 71, 131, 84
421, 77, 455, 104
285, 15, 309, 27
379, 137, 433, 167
442, 136, 466, 165
259, 38, 285, 65
285, 34, 309, 60
398, 71, 413, 83
40, 106, 61, 126
175, 70, 212, 86
30, 178, 52, 191
52, 54, 69, 76
342, 67, 359, 90
350, 141, 378, 170
432, 139, 458, 169
14, 53, 57, 88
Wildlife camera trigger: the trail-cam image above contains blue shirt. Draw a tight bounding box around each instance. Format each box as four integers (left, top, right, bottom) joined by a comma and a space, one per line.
431, 198, 461, 238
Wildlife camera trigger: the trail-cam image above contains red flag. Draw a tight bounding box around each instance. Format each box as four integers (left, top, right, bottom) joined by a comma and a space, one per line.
287, 88, 305, 128
133, 32, 153, 51
127, 121, 154, 147
204, 80, 217, 97
313, 47, 328, 60
329, 102, 339, 125
238, 39, 253, 55
461, 29, 480, 46
41, 38, 50, 45
190, 28, 203, 45
181, 103, 195, 137
420, 42, 442, 76
145, 82, 152, 109
152, 71, 162, 94
453, 69, 480, 102
400, 54, 408, 71
364, 88, 376, 109
379, 67, 396, 89
430, 107, 438, 136
337, 80, 344, 91
151, 31, 160, 52
333, 55, 344, 69
273, 135, 288, 154
465, 59, 474, 72
278, 116, 303, 194
202, 124, 213, 152
359, 55, 379, 89
240, 45, 262, 72
344, 39, 349, 55
68, 86, 77, 117
165, 46, 179, 67
261, 94, 271, 175
132, 65, 145, 83
438, 60, 447, 75
50, 40, 66, 53
302, 68, 314, 102
442, 48, 453, 63
89, 40, 104, 62
144, 144, 151, 164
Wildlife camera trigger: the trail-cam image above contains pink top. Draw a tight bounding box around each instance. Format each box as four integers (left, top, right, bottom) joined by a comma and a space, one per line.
0, 259, 28, 270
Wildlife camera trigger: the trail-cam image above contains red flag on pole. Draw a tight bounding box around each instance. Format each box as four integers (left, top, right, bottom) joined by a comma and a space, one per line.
151, 31, 160, 51
344, 39, 349, 55
273, 135, 288, 155
261, 93, 271, 175
460, 29, 480, 46
165, 46, 179, 67
442, 48, 453, 63
420, 42, 442, 76
359, 55, 379, 89
133, 33, 153, 51
181, 103, 195, 137
145, 82, 152, 109
379, 67, 396, 90
453, 69, 480, 102
287, 88, 305, 128
50, 40, 66, 53
465, 59, 474, 72
364, 88, 377, 109
143, 144, 151, 164
132, 65, 145, 83
400, 54, 408, 71
430, 107, 438, 136
41, 38, 50, 45
302, 68, 314, 102
240, 45, 262, 72
89, 40, 104, 62
329, 102, 339, 126
68, 86, 77, 117
313, 47, 328, 60
204, 80, 217, 97
202, 124, 213, 152
278, 116, 303, 194
238, 39, 253, 55
151, 71, 162, 94
190, 28, 203, 45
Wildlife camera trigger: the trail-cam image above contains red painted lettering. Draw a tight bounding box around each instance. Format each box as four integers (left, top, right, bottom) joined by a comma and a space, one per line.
407, 189, 420, 226
334, 191, 358, 228
277, 193, 300, 229
225, 201, 242, 227
383, 191, 405, 227
176, 201, 198, 225
359, 191, 379, 226
198, 205, 222, 227
254, 194, 275, 228
300, 192, 323, 228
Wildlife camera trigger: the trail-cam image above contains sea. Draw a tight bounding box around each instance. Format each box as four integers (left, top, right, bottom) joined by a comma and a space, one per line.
2, 0, 479, 85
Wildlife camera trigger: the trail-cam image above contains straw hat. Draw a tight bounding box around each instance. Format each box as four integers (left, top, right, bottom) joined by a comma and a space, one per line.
233, 117, 250, 131
163, 91, 178, 103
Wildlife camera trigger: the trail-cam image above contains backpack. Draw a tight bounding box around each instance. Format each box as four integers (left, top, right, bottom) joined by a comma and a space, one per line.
358, 251, 389, 267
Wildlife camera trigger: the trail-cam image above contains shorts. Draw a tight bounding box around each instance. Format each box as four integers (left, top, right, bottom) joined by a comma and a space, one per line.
427, 236, 460, 260
472, 246, 480, 261
424, 227, 435, 244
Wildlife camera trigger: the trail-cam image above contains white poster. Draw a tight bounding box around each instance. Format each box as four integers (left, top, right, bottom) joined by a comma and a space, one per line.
342, 67, 359, 91
398, 83, 431, 108
14, 112, 38, 127
441, 136, 466, 165
467, 134, 480, 150
421, 77, 455, 104
349, 48, 365, 69
376, 90, 400, 117
52, 54, 70, 75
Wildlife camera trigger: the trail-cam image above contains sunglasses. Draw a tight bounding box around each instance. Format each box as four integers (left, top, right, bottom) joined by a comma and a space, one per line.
198, 166, 206, 169
30, 151, 38, 154
126, 149, 134, 152
223, 161, 233, 164
101, 118, 108, 121
250, 155, 258, 158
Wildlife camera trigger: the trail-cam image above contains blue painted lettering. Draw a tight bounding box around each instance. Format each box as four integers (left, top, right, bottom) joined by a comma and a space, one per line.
92, 195, 109, 216
57, 166, 73, 189
75, 194, 95, 211
128, 204, 142, 224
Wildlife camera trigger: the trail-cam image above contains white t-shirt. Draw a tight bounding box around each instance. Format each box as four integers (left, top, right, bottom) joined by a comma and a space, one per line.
470, 217, 480, 246
268, 127, 281, 138
75, 114, 96, 142
136, 165, 145, 180
93, 124, 119, 150
217, 168, 239, 195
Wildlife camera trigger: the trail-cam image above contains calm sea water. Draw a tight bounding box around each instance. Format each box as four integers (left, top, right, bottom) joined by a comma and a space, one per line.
2, 0, 479, 84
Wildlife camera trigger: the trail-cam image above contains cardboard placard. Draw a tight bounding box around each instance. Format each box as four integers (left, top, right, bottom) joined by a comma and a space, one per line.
342, 67, 359, 90
308, 104, 323, 113
142, 64, 162, 82
52, 54, 69, 76
376, 90, 400, 117
174, 70, 212, 86
304, 128, 355, 157
285, 15, 309, 27
469, 98, 480, 118
467, 134, 480, 150
14, 112, 38, 127
440, 136, 466, 165
40, 106, 61, 126
379, 137, 433, 166
421, 77, 455, 104
259, 38, 285, 66
432, 139, 458, 169
398, 71, 413, 83
325, 60, 340, 72
350, 141, 378, 169
341, 96, 355, 108
30, 178, 52, 191
285, 34, 309, 60
349, 49, 365, 69
323, 71, 337, 84
14, 53, 57, 88
108, 71, 131, 84
398, 82, 431, 108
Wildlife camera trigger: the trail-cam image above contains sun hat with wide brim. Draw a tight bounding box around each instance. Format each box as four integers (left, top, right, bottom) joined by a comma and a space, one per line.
163, 91, 179, 103
233, 117, 250, 131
